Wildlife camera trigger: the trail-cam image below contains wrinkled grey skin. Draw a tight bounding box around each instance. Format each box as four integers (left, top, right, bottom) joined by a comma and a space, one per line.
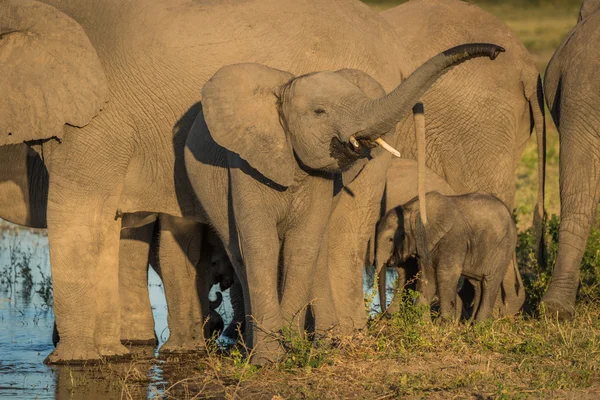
542, 0, 600, 319
1, 0, 406, 364
0, 144, 238, 349
375, 159, 456, 314
370, 0, 547, 319
376, 192, 517, 321
186, 46, 504, 363
1, 0, 503, 364
0, 144, 156, 344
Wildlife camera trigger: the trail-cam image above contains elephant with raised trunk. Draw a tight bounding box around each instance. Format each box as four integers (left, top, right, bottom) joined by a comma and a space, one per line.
186, 44, 504, 363
543, 0, 600, 319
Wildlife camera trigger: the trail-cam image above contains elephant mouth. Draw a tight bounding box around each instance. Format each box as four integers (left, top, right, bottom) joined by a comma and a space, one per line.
330, 136, 374, 170
330, 134, 401, 170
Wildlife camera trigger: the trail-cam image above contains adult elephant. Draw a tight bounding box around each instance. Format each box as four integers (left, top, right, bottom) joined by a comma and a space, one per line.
543, 0, 600, 319
376, 0, 546, 316
0, 144, 238, 351
0, 0, 411, 363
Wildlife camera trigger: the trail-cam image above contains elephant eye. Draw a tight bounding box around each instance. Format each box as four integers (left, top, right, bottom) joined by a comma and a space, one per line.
388, 237, 393, 243
313, 107, 327, 116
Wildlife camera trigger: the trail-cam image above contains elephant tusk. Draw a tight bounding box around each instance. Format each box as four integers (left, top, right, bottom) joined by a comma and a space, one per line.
349, 135, 360, 149
375, 138, 401, 157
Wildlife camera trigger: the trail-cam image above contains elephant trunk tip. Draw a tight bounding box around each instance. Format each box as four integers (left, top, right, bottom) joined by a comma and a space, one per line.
442, 43, 506, 61
489, 46, 506, 60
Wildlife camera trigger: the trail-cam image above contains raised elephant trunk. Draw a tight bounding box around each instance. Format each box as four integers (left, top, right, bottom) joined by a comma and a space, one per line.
351, 43, 505, 142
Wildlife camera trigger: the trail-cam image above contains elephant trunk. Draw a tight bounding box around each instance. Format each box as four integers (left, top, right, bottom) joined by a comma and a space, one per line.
350, 43, 505, 143
210, 291, 224, 310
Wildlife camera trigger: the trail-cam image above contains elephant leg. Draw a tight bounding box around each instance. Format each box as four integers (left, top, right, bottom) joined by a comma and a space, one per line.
279, 178, 333, 336
43, 129, 131, 364
45, 186, 126, 363
384, 265, 408, 315
309, 228, 339, 335
237, 223, 283, 365
543, 128, 600, 319
475, 276, 502, 322
119, 223, 157, 345
495, 254, 525, 316
416, 264, 437, 321
436, 264, 461, 322
156, 216, 205, 353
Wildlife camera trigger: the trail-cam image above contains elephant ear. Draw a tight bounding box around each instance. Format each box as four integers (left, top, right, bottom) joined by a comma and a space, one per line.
334, 69, 392, 186
201, 63, 296, 187
0, 0, 108, 145
415, 192, 459, 254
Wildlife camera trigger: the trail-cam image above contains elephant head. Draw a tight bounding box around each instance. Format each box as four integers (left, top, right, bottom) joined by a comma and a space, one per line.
579, 0, 600, 22
199, 44, 505, 190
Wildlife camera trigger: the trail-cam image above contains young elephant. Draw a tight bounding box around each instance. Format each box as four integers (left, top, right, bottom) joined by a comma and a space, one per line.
376, 191, 517, 321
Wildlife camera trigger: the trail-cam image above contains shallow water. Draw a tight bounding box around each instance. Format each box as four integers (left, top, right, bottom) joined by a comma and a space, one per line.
0, 224, 393, 398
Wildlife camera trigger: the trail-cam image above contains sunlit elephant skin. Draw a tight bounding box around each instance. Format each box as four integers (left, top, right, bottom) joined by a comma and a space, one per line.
1, 0, 504, 364
185, 45, 505, 363
376, 192, 517, 322
0, 144, 158, 345
366, 0, 548, 319
0, 144, 238, 350
542, 0, 600, 319
1, 0, 409, 363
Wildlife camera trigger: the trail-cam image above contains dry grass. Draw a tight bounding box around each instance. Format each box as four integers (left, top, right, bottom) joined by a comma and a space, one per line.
99, 297, 600, 399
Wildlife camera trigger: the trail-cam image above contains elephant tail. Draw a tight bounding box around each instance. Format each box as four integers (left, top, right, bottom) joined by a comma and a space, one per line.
413, 102, 432, 299
529, 75, 547, 270
414, 102, 428, 226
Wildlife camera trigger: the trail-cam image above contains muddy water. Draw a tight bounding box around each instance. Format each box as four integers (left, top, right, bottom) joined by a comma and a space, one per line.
0, 225, 393, 399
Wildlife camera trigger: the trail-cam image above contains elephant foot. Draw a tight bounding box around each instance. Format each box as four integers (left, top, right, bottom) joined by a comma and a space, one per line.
121, 338, 159, 346
44, 341, 102, 365
540, 294, 575, 320
120, 325, 157, 346
159, 337, 207, 354
99, 343, 131, 359
249, 337, 284, 366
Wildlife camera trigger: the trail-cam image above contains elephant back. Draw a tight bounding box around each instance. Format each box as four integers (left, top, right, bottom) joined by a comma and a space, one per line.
545, 11, 600, 127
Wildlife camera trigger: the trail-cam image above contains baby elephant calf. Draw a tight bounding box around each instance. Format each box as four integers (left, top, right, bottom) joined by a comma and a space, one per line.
376, 191, 517, 321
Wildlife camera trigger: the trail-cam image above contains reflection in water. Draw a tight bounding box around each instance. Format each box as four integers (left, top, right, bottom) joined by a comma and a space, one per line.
0, 224, 395, 398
